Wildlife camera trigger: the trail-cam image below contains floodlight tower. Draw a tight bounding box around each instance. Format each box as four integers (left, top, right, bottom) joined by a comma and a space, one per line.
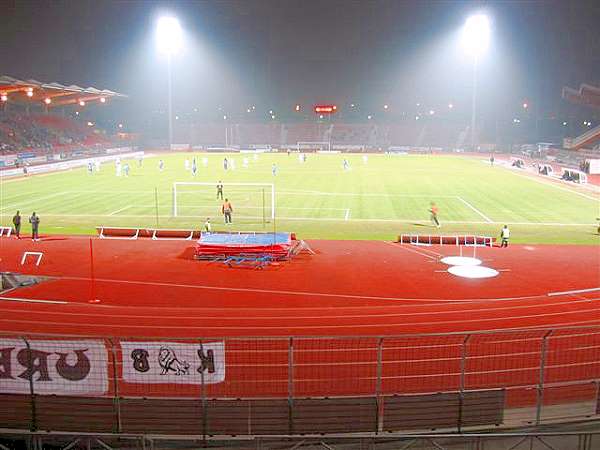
156, 16, 183, 149
461, 14, 490, 150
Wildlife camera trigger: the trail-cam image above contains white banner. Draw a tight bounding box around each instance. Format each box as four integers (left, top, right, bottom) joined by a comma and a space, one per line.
120, 341, 225, 385
0, 339, 108, 395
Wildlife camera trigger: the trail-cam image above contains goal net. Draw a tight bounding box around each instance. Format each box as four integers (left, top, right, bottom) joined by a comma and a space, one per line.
297, 141, 331, 152
172, 182, 275, 223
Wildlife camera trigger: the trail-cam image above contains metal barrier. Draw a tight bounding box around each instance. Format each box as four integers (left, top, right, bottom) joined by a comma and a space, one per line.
0, 327, 599, 437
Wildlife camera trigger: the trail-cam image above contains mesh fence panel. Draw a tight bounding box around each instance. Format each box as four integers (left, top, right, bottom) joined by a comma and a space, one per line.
381, 335, 463, 394
293, 337, 378, 397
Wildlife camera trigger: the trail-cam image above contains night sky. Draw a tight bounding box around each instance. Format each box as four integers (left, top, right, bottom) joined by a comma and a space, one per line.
1, 0, 599, 124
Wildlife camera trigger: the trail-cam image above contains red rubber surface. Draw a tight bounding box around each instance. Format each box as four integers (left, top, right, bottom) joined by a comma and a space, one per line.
0, 236, 599, 338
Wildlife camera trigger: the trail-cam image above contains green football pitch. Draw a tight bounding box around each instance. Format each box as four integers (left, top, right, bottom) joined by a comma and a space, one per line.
0, 153, 598, 244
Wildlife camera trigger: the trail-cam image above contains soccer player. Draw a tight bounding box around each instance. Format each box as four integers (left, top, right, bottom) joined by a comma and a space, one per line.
204, 218, 211, 233
230, 158, 236, 171
191, 158, 197, 176
216, 181, 224, 200
115, 161, 122, 177
123, 163, 130, 177
94, 160, 101, 172
272, 163, 277, 176
202, 157, 208, 167
87, 162, 93, 175
490, 155, 495, 166
29, 212, 40, 241
343, 159, 350, 171
222, 198, 233, 224
184, 158, 190, 171
12, 211, 21, 239
429, 202, 440, 228
159, 159, 164, 171
500, 225, 510, 247
362, 154, 368, 164
242, 157, 249, 168
223, 157, 228, 170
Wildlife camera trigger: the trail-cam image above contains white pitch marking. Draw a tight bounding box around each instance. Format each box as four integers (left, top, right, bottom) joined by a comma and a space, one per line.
345, 209, 350, 221
108, 205, 132, 216
548, 287, 600, 297
0, 191, 69, 212
382, 241, 438, 261
457, 196, 494, 223
507, 170, 600, 202
0, 296, 68, 305
31, 213, 598, 226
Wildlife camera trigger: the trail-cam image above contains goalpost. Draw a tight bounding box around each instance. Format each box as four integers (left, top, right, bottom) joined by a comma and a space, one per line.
297, 141, 331, 152
172, 182, 275, 222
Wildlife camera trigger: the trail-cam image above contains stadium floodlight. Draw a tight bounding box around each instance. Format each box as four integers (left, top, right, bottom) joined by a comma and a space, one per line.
44, 98, 51, 105
156, 16, 183, 55
156, 15, 183, 151
100, 97, 106, 103
1, 94, 7, 102
79, 100, 85, 106
461, 14, 490, 59
462, 13, 491, 150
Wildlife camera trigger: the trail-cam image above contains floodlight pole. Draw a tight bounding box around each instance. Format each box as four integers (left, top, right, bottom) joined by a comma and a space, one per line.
470, 57, 479, 151
167, 52, 174, 150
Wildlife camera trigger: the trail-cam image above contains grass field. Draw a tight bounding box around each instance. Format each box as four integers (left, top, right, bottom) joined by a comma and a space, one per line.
0, 152, 598, 244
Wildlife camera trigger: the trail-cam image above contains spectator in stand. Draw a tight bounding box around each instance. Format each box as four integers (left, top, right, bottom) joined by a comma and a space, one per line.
12, 211, 21, 239
29, 212, 40, 241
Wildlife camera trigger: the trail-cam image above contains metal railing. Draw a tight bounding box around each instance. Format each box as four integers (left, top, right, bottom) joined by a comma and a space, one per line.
1, 326, 599, 436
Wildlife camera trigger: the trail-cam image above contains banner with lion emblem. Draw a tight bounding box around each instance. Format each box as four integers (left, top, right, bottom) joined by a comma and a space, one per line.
120, 341, 225, 384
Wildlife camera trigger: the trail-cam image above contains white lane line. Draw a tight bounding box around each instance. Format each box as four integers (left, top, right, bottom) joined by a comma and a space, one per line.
382, 240, 438, 261
108, 205, 131, 216
457, 196, 494, 223
0, 296, 68, 305
548, 287, 600, 297
345, 209, 350, 221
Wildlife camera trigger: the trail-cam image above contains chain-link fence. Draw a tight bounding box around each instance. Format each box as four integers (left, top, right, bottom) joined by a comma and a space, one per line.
1, 327, 599, 436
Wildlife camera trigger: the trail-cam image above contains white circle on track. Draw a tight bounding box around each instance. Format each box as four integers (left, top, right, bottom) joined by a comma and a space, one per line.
448, 265, 499, 279
440, 256, 482, 266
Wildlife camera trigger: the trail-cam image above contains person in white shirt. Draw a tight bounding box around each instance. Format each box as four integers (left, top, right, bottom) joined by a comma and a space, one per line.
500, 225, 510, 248
184, 159, 190, 171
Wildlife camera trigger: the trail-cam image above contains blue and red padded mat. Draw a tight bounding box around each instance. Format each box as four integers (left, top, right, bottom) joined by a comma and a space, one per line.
195, 232, 297, 258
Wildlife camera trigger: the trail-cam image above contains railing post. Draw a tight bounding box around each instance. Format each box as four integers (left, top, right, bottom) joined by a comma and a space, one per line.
458, 334, 471, 432
22, 337, 37, 432
109, 338, 122, 433
288, 337, 294, 435
376, 337, 383, 433
199, 339, 207, 444
536, 330, 553, 425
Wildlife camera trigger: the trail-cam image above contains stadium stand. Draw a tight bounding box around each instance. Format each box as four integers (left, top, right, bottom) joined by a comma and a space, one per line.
0, 112, 109, 155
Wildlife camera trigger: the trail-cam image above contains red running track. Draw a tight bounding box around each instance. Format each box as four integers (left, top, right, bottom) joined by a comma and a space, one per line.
0, 236, 598, 338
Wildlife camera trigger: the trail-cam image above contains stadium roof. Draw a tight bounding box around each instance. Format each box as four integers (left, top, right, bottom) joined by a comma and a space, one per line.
562, 83, 600, 110
0, 75, 126, 107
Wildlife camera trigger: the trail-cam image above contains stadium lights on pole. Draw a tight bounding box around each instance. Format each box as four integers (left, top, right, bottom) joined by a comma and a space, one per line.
44, 98, 51, 105
79, 100, 85, 106
0, 94, 7, 102
156, 15, 183, 150
462, 13, 490, 151
100, 97, 106, 103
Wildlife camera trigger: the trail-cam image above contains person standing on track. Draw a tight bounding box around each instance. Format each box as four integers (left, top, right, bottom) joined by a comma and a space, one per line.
216, 181, 224, 200
500, 225, 510, 247
29, 212, 40, 241
429, 202, 440, 228
222, 198, 233, 224
12, 211, 21, 239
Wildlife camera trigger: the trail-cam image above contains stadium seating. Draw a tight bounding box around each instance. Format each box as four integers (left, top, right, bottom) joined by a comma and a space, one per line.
0, 112, 109, 155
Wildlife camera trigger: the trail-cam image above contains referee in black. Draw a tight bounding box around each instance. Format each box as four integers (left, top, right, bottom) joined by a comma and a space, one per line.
216, 181, 224, 200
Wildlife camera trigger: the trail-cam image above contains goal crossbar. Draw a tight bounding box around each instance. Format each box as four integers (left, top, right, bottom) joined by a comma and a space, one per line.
173, 182, 275, 219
